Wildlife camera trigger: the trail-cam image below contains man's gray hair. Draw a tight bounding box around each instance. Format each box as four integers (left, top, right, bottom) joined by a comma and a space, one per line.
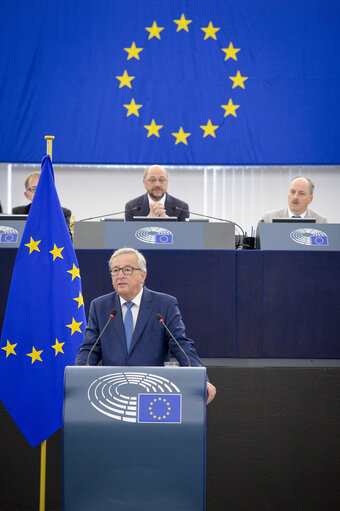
108, 248, 147, 272
291, 175, 314, 195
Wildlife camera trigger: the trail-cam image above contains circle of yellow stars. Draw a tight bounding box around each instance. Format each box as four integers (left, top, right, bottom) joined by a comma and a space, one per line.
115, 15, 248, 145
149, 397, 171, 420
1, 239, 84, 363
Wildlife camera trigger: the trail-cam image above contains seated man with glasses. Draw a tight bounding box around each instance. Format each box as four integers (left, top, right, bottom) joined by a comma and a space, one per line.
75, 247, 216, 405
12, 171, 72, 232
124, 164, 189, 221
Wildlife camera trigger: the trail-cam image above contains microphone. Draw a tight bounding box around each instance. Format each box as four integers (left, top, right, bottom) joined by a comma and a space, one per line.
172, 205, 246, 249
86, 309, 117, 366
156, 314, 191, 367
172, 206, 245, 237
71, 207, 140, 226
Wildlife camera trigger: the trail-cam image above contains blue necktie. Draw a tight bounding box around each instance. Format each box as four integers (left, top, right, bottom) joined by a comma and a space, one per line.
124, 302, 134, 352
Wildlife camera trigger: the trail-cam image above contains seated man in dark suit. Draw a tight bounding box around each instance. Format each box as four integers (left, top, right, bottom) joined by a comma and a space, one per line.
125, 165, 189, 221
259, 175, 327, 223
75, 247, 216, 404
12, 171, 72, 231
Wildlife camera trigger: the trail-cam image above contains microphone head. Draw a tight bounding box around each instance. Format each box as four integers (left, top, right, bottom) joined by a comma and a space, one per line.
110, 309, 117, 318
156, 313, 163, 323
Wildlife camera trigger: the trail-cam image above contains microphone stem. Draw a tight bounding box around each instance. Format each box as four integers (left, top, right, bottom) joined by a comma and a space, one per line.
160, 320, 191, 367
71, 210, 125, 226
86, 315, 113, 366
71, 207, 139, 227
187, 209, 245, 237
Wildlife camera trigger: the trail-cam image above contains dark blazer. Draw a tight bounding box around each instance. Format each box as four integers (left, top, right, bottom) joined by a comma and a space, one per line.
12, 203, 72, 229
75, 286, 203, 367
125, 193, 189, 221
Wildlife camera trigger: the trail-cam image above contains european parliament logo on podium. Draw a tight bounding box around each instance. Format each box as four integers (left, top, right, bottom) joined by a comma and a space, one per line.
87, 371, 182, 423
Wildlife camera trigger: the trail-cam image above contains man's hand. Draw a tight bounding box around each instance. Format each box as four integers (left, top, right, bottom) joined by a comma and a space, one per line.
148, 202, 167, 217
206, 382, 216, 404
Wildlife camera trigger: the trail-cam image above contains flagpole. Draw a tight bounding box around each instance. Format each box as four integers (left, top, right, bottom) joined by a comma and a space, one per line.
39, 135, 54, 511
39, 440, 47, 511
44, 135, 55, 160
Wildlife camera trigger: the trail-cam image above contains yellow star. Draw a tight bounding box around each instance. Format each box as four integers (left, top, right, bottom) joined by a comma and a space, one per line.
229, 70, 248, 89
221, 98, 240, 117
201, 21, 220, 40
174, 14, 192, 32
73, 291, 84, 309
144, 119, 163, 138
171, 126, 191, 145
123, 98, 143, 117
66, 317, 83, 335
1, 340, 17, 358
145, 21, 164, 40
222, 42, 240, 61
24, 237, 41, 254
51, 338, 65, 356
124, 42, 143, 61
49, 244, 64, 261
27, 346, 43, 364
200, 119, 219, 138
67, 263, 80, 281
116, 70, 135, 89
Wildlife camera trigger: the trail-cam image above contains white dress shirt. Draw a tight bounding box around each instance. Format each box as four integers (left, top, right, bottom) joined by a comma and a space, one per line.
119, 287, 144, 331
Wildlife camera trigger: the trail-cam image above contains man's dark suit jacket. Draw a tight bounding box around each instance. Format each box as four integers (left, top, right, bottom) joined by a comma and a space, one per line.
75, 286, 203, 367
125, 193, 189, 221
12, 203, 72, 229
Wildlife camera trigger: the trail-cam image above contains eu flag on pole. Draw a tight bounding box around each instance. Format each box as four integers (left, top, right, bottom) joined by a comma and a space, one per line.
0, 155, 86, 447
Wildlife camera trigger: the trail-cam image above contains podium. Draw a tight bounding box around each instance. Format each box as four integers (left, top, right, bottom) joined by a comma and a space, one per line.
63, 366, 207, 511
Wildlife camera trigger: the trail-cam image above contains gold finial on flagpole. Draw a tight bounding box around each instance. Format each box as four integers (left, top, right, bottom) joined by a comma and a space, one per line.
44, 135, 55, 160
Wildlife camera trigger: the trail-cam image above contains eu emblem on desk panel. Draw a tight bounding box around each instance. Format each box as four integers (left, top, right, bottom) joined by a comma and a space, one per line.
0, 230, 18, 243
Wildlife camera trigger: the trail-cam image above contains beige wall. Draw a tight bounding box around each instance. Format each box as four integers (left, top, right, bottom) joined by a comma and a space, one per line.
1, 164, 339, 233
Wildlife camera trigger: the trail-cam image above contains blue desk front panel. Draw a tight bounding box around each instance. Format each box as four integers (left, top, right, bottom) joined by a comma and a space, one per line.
1, 249, 339, 359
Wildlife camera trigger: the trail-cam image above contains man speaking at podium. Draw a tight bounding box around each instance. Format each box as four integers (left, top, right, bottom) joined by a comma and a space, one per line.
124, 164, 189, 221
75, 247, 216, 404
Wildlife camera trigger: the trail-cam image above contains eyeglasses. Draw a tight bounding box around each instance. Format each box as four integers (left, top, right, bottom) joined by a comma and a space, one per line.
145, 178, 168, 184
110, 265, 141, 276
26, 186, 37, 192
